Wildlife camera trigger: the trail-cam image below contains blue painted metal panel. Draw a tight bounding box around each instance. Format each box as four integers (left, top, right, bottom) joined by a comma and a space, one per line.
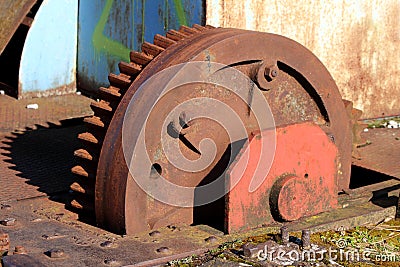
77, 0, 204, 93
19, 0, 78, 97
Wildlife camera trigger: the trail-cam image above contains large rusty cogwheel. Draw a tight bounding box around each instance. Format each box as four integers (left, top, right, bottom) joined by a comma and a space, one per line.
71, 25, 352, 235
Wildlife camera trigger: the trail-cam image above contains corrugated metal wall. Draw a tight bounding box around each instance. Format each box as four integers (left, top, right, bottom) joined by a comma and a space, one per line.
78, 0, 204, 94
207, 0, 400, 118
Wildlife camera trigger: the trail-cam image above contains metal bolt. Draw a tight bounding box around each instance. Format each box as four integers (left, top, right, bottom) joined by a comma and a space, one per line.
149, 230, 161, 237
156, 246, 169, 253
104, 259, 119, 266
242, 243, 260, 258
280, 226, 289, 245
167, 121, 180, 138
205, 236, 217, 243
179, 111, 191, 129
47, 248, 65, 258
0, 204, 11, 210
301, 229, 311, 250
13, 246, 27, 255
0, 218, 16, 226
264, 65, 279, 80
100, 241, 114, 248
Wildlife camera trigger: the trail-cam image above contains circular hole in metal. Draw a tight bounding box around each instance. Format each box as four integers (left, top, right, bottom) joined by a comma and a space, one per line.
304, 173, 309, 178
150, 163, 162, 179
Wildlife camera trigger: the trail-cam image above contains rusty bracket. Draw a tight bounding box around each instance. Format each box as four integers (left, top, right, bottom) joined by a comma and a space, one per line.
225, 122, 339, 233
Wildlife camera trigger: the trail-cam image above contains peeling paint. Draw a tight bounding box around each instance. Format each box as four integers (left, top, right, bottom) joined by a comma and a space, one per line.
78, 0, 204, 93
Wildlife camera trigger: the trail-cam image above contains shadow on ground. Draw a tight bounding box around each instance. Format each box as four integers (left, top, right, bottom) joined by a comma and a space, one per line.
0, 119, 85, 202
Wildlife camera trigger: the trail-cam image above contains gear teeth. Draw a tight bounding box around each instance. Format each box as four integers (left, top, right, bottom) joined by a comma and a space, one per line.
118, 62, 142, 77
72, 25, 211, 222
71, 181, 95, 196
78, 132, 101, 145
179, 25, 199, 35
70, 198, 94, 212
108, 73, 131, 89
130, 51, 153, 66
193, 24, 207, 31
72, 165, 89, 178
99, 86, 122, 101
141, 42, 165, 57
84, 116, 106, 129
166, 29, 188, 41
90, 101, 113, 117
153, 34, 177, 49
74, 149, 94, 161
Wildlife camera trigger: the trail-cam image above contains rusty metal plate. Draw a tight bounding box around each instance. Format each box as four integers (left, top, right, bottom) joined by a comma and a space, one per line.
0, 0, 37, 55
0, 94, 92, 132
226, 122, 339, 233
352, 128, 400, 179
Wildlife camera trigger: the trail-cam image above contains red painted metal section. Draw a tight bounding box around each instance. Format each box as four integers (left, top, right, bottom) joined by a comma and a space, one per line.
225, 122, 339, 233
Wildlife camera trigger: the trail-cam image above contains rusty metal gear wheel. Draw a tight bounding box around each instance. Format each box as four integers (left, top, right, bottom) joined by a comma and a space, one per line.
70, 24, 215, 214
71, 25, 352, 235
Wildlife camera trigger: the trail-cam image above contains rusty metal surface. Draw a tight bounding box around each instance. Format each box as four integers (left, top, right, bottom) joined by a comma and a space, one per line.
2, 254, 44, 267
0, 93, 93, 132
226, 123, 339, 233
0, 188, 397, 266
0, 197, 223, 267
71, 26, 351, 235
0, 0, 36, 55
206, 0, 400, 119
352, 128, 400, 179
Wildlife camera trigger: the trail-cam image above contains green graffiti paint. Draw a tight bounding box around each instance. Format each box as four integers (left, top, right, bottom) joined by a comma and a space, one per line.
92, 0, 189, 59
141, 0, 145, 45
164, 0, 169, 30
173, 0, 188, 26
92, 0, 130, 61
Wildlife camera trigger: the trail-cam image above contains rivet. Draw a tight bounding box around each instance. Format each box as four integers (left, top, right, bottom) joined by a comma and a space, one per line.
156, 247, 169, 253
0, 218, 16, 226
205, 236, 217, 243
47, 248, 65, 258
149, 230, 161, 237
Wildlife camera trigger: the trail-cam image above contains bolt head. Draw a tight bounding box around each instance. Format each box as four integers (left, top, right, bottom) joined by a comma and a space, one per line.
47, 248, 65, 258
205, 236, 217, 243
149, 230, 161, 237
156, 246, 169, 253
104, 259, 119, 266
0, 204, 11, 210
100, 241, 114, 248
264, 65, 279, 80
0, 218, 16, 226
